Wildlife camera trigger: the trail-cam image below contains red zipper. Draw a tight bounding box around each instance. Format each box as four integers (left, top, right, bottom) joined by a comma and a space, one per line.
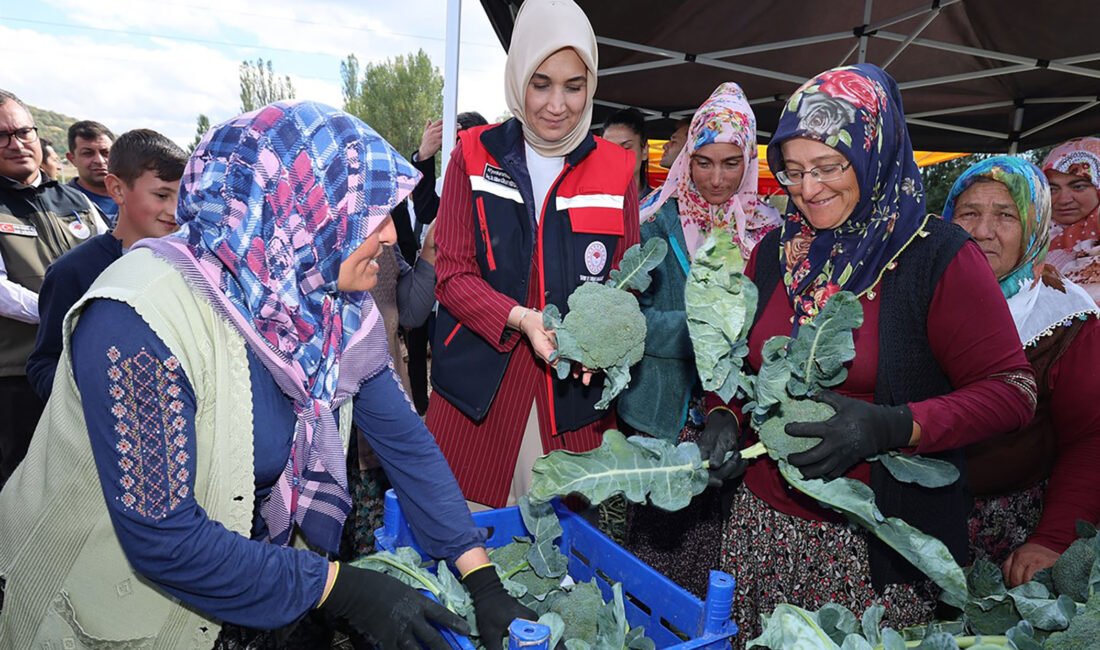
538, 162, 573, 437
476, 197, 497, 271
444, 322, 462, 346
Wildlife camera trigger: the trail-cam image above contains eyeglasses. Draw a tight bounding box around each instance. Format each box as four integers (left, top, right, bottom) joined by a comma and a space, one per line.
776, 161, 852, 186
0, 127, 39, 148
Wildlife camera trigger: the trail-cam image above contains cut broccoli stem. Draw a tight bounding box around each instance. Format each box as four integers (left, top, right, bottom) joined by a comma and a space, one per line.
500, 560, 530, 581
740, 442, 769, 460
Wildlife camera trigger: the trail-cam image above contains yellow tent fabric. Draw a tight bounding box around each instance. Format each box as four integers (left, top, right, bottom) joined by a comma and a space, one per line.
645, 142, 968, 191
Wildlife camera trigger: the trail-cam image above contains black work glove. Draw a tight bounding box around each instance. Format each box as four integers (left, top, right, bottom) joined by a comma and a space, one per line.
322, 563, 469, 650
462, 564, 536, 650
699, 408, 749, 488
786, 390, 914, 480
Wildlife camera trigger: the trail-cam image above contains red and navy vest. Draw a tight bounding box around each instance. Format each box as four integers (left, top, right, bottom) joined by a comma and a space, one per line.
432, 119, 635, 432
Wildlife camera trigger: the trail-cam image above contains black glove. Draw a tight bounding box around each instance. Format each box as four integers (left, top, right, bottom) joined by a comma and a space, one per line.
462, 564, 536, 650
322, 563, 469, 650
786, 390, 913, 480
699, 408, 748, 488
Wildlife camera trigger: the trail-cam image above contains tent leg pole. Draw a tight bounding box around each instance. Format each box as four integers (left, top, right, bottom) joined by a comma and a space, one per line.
442, 0, 462, 175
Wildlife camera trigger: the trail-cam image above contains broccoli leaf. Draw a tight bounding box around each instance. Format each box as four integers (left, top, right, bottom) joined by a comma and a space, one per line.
748, 603, 842, 649
879, 628, 908, 650
817, 603, 860, 645
518, 497, 569, 579
538, 612, 566, 650
597, 363, 632, 410
529, 430, 709, 511
1006, 582, 1076, 631
1004, 621, 1042, 650
751, 335, 792, 420
861, 604, 885, 645
594, 583, 629, 650
840, 634, 874, 650
607, 239, 668, 293
912, 632, 960, 649
871, 452, 961, 488
351, 548, 445, 600
685, 233, 757, 402
778, 461, 968, 609
785, 291, 863, 397
625, 626, 656, 650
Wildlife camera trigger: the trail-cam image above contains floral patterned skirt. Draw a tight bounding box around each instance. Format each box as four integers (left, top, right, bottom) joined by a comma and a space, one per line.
720, 486, 939, 647
968, 482, 1046, 566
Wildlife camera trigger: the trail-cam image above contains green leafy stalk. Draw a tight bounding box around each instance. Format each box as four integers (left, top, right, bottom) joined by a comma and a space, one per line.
354, 554, 443, 598
741, 441, 768, 459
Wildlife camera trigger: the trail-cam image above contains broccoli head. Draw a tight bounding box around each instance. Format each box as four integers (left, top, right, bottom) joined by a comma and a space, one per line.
1051, 526, 1097, 603
1043, 592, 1099, 649
544, 281, 646, 409
543, 580, 604, 645
557, 281, 645, 370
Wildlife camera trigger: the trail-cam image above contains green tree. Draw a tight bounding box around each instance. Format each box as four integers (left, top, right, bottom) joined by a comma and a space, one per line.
188, 114, 211, 154
920, 154, 991, 215
340, 49, 443, 161
239, 58, 296, 113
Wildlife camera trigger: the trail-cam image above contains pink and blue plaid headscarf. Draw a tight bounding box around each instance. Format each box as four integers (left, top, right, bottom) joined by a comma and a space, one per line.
138, 101, 420, 553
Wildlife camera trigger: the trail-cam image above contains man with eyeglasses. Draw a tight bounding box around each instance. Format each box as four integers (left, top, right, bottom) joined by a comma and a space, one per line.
0, 89, 107, 486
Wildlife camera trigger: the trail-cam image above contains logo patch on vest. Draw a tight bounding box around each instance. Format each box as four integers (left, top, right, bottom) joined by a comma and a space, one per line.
584, 241, 607, 275
68, 220, 90, 240
0, 222, 37, 237
483, 164, 519, 191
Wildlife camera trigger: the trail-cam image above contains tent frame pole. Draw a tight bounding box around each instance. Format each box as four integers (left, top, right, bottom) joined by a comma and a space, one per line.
441, 0, 462, 175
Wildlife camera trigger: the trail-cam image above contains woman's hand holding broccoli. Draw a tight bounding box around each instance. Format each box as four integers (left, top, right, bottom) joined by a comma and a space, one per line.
510, 305, 557, 365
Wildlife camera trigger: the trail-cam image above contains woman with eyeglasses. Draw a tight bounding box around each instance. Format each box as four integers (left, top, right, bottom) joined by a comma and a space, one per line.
699, 64, 1036, 642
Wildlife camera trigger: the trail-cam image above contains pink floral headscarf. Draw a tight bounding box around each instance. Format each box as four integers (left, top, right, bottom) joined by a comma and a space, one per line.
640, 82, 779, 257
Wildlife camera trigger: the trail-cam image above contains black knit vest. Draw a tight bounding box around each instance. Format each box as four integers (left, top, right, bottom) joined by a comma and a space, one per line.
750, 217, 973, 589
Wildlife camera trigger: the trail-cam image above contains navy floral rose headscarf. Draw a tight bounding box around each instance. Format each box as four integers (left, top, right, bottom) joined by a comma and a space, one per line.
767, 64, 927, 327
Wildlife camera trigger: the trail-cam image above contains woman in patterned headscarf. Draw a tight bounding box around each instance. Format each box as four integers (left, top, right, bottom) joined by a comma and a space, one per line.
0, 101, 528, 650
1042, 137, 1100, 303
621, 82, 779, 440
700, 65, 1035, 642
943, 156, 1100, 587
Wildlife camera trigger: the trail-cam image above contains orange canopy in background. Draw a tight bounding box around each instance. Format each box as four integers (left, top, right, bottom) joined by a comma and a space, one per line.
645, 143, 969, 195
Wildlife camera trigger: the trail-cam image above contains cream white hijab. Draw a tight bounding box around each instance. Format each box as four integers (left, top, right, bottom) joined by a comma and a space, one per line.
504, 0, 598, 157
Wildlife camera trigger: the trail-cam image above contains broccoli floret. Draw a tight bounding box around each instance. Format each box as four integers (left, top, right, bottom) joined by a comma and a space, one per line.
750, 398, 835, 462
1044, 593, 1100, 649
1052, 532, 1097, 603
554, 282, 646, 370
543, 580, 604, 645
543, 282, 647, 410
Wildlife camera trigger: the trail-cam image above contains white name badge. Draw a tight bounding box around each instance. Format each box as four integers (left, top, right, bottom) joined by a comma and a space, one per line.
0, 222, 38, 237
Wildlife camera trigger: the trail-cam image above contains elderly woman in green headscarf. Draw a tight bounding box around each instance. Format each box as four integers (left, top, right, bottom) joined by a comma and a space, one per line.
944, 156, 1100, 586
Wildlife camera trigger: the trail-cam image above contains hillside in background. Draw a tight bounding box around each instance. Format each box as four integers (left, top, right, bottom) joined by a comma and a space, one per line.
28, 105, 79, 154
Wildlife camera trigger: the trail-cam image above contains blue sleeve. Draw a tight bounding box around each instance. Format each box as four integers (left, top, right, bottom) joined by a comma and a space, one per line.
26, 259, 85, 401
352, 364, 486, 562
71, 299, 329, 630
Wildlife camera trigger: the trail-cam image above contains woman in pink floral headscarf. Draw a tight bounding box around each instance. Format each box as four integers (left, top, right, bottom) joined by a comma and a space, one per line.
640, 82, 780, 259
1042, 137, 1100, 303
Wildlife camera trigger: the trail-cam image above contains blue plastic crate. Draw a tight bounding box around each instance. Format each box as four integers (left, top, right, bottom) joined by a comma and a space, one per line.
376, 490, 737, 650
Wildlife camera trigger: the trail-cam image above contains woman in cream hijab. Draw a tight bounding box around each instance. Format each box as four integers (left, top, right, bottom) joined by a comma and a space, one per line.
426, 0, 640, 510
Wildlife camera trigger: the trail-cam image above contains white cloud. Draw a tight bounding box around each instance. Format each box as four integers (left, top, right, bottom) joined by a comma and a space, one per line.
6, 0, 508, 147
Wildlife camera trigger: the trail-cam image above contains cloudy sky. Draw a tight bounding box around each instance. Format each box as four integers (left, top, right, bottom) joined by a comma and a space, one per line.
1, 0, 510, 146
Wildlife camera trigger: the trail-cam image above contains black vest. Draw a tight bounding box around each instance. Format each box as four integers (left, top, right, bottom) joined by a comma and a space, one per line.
751, 217, 973, 588
431, 120, 633, 432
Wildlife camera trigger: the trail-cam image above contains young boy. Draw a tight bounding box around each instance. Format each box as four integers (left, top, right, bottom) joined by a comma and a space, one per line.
26, 129, 187, 401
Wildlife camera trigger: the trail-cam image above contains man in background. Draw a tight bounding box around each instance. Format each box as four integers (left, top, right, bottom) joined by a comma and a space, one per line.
659, 117, 691, 168
66, 120, 119, 226
0, 89, 107, 485
40, 138, 62, 180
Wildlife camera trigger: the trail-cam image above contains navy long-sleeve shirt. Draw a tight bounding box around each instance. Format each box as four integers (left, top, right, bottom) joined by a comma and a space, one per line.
71, 298, 484, 629
27, 232, 123, 401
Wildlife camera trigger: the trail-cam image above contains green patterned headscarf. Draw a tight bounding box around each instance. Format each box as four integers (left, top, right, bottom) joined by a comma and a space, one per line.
942, 156, 1050, 298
